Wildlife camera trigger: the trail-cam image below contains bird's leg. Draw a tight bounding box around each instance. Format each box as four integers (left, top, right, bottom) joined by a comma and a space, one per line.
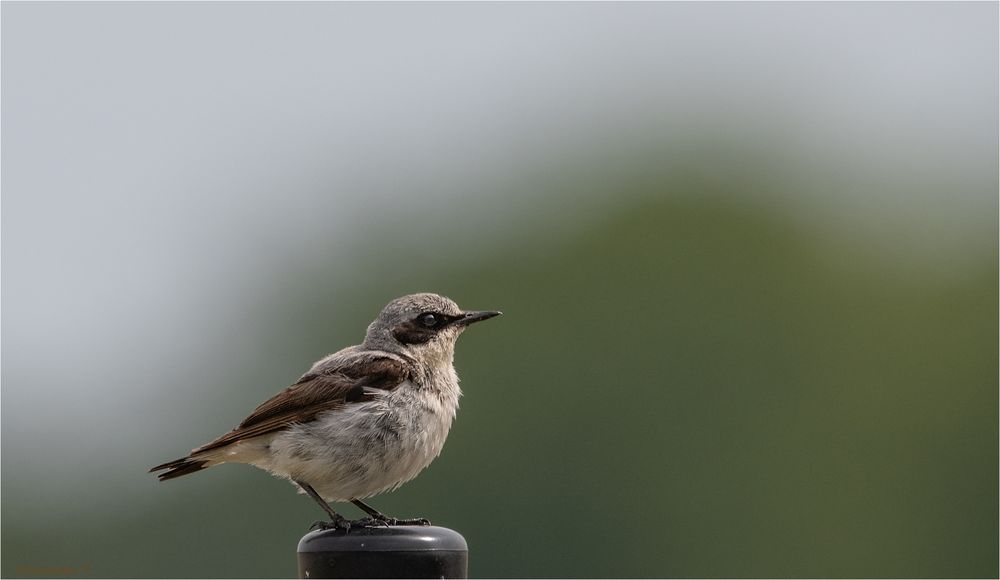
351, 499, 390, 520
295, 479, 351, 531
350, 499, 391, 527
351, 499, 431, 526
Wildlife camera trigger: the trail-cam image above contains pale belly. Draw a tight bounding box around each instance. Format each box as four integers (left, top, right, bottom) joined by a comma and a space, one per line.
250, 383, 457, 502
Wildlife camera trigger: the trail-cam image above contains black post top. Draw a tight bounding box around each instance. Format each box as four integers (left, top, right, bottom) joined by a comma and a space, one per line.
298, 525, 468, 553
297, 525, 468, 579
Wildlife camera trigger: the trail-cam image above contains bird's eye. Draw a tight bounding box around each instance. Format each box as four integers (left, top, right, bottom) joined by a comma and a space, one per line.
419, 313, 438, 328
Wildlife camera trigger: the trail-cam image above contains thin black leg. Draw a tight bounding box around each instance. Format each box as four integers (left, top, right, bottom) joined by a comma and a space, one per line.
352, 499, 389, 520
294, 479, 350, 530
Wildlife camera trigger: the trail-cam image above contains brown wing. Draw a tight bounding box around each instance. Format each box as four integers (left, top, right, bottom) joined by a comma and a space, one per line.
191, 354, 410, 455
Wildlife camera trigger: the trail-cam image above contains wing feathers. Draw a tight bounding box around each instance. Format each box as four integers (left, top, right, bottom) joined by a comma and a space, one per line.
150, 350, 412, 476
150, 457, 209, 481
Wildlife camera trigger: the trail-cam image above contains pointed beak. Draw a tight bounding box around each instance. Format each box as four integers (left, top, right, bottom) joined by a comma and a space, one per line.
456, 310, 502, 326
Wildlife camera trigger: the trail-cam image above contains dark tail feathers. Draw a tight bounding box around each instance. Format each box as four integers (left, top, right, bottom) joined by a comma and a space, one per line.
149, 456, 209, 481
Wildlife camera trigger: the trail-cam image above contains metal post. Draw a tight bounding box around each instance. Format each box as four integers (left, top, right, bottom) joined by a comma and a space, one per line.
297, 526, 468, 579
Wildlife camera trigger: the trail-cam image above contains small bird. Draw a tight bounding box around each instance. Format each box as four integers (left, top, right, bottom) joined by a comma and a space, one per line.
150, 293, 500, 530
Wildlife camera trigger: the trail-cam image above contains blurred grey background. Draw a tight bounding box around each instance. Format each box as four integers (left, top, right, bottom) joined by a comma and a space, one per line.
2, 2, 997, 578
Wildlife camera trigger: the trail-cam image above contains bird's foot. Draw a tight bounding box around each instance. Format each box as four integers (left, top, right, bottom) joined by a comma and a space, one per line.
351, 516, 391, 528
349, 515, 431, 527
387, 517, 431, 526
310, 515, 352, 531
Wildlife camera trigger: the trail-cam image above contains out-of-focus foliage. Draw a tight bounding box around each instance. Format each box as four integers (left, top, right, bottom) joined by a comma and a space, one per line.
3, 2, 996, 578
5, 163, 996, 578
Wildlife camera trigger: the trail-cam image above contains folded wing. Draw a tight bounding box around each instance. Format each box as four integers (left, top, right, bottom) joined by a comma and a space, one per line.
150, 350, 412, 480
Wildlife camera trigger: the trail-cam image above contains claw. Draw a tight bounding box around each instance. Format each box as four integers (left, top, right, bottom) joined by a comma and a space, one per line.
351, 516, 390, 528
309, 516, 351, 532
390, 517, 432, 526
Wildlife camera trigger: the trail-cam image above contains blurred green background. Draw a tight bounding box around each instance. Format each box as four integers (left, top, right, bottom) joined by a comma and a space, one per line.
2, 2, 997, 578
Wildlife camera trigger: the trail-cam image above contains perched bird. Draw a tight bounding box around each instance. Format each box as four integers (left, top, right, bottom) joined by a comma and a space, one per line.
150, 293, 500, 530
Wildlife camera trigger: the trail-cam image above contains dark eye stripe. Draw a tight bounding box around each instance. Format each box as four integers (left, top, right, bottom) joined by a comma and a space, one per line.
393, 312, 462, 344
416, 311, 462, 329
392, 323, 435, 345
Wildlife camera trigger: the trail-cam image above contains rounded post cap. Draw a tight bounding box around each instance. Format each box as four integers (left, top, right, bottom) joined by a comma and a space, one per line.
298, 525, 468, 553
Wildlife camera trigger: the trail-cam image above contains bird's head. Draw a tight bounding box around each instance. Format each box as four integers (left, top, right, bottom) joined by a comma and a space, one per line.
364, 293, 501, 366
